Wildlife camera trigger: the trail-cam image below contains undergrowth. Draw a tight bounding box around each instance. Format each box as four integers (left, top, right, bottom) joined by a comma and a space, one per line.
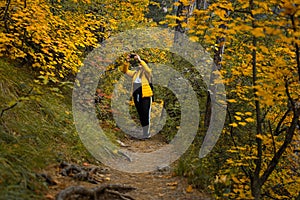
0, 59, 94, 199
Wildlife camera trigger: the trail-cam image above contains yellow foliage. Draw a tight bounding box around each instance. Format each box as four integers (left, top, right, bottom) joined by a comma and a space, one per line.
234, 115, 242, 121
1, 0, 299, 198
189, 36, 199, 42
227, 99, 237, 103
238, 122, 247, 126
256, 134, 263, 140
0, 0, 151, 83
229, 123, 238, 127
190, 1, 300, 199
245, 118, 254, 123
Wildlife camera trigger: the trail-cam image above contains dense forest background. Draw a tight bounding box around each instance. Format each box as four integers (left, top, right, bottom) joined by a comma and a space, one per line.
0, 0, 299, 199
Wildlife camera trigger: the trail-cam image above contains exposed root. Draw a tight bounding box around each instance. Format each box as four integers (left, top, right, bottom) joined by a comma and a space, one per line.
59, 161, 109, 184
56, 184, 136, 200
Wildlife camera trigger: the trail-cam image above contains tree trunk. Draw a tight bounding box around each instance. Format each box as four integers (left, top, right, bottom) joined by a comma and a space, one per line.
196, 0, 208, 9
251, 179, 262, 200
174, 1, 190, 42
250, 0, 263, 196
204, 24, 226, 128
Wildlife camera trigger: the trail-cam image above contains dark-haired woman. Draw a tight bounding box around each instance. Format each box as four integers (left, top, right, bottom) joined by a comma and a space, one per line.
121, 54, 153, 139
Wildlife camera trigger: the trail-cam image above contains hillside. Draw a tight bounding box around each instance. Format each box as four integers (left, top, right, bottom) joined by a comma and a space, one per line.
0, 59, 93, 199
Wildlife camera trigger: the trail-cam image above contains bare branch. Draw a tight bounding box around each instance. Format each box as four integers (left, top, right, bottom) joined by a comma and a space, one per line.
268, 121, 276, 155
275, 107, 291, 136
259, 81, 300, 187
0, 102, 18, 117
260, 108, 300, 185
0, 88, 33, 118
2, 0, 10, 20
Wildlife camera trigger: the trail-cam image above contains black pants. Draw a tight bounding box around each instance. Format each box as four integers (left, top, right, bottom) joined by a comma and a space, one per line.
133, 83, 152, 128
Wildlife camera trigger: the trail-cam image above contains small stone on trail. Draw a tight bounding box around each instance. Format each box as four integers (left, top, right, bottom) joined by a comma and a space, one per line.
156, 164, 170, 172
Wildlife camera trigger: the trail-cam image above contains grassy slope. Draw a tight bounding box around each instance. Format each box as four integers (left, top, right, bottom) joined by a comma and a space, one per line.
0, 59, 94, 199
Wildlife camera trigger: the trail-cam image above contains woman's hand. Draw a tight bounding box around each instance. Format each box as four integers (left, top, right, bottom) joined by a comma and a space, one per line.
132, 54, 141, 62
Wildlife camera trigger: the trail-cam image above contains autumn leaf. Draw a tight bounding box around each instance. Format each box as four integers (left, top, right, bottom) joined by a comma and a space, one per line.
245, 112, 252, 116
234, 116, 242, 121
251, 28, 265, 37
245, 118, 255, 123
235, 112, 244, 116
228, 99, 237, 103
229, 123, 238, 127
238, 122, 247, 126
186, 185, 193, 193
256, 134, 263, 140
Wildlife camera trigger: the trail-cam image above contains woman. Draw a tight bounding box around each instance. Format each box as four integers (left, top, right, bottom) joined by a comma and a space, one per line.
121, 53, 153, 139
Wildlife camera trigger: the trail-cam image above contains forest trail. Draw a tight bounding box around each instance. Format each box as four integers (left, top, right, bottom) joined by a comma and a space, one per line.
44, 134, 212, 200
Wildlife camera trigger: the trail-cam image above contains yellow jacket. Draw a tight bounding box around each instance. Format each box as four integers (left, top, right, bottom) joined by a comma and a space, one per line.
121, 60, 153, 97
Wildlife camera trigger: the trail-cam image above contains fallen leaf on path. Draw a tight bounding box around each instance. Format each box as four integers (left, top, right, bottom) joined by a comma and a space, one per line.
166, 181, 178, 186
159, 193, 165, 197
186, 185, 193, 193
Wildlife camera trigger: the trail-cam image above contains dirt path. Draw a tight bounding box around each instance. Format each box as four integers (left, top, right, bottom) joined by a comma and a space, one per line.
44, 134, 212, 200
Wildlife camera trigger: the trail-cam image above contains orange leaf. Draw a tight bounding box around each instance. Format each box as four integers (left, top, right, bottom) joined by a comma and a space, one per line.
186, 185, 193, 193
